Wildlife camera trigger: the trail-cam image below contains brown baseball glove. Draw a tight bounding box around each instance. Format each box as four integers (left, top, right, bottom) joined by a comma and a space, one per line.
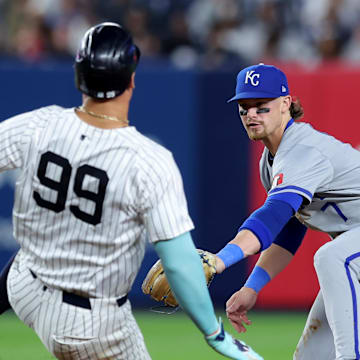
141, 249, 217, 307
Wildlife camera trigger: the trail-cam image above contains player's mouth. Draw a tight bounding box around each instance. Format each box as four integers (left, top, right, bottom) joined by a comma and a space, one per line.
247, 122, 262, 129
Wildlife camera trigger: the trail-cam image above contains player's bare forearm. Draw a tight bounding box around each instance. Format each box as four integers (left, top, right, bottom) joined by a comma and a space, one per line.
255, 243, 293, 279
215, 229, 261, 274
230, 229, 261, 255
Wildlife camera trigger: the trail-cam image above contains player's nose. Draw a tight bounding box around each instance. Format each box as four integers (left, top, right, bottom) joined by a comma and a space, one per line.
246, 107, 258, 118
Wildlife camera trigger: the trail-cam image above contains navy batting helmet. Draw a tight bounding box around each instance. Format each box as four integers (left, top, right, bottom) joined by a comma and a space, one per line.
74, 22, 141, 99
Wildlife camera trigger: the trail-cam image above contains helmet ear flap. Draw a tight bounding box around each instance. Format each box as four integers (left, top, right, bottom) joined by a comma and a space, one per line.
122, 44, 141, 72
131, 45, 141, 66
117, 34, 141, 69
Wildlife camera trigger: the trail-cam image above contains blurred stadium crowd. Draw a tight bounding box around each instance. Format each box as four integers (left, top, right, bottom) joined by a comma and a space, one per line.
0, 0, 360, 69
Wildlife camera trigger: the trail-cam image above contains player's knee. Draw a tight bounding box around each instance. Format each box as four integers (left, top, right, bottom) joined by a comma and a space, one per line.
313, 242, 336, 271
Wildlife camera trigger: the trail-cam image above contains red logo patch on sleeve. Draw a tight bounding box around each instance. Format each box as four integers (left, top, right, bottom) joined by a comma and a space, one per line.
271, 173, 283, 190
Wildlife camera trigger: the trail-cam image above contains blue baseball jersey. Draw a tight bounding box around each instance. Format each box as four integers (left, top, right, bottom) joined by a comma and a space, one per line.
260, 121, 360, 236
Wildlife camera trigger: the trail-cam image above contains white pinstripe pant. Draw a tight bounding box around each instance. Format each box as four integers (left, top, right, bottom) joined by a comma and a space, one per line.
7, 251, 151, 360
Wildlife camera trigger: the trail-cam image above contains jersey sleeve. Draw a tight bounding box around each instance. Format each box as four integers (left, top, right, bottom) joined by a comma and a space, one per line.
137, 152, 194, 242
0, 113, 32, 172
269, 144, 333, 203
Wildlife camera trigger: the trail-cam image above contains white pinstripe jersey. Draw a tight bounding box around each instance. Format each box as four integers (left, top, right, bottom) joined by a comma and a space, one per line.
260, 121, 360, 235
0, 105, 193, 298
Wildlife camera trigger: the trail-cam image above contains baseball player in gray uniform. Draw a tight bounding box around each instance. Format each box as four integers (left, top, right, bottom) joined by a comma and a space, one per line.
214, 63, 360, 360
2, 23, 263, 360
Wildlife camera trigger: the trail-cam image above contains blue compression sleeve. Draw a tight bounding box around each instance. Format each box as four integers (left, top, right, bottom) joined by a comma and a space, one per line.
269, 192, 303, 211
239, 193, 303, 251
274, 216, 307, 255
154, 232, 218, 336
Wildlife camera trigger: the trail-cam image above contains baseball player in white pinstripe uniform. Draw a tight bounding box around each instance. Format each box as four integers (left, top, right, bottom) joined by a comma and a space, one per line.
2, 23, 263, 360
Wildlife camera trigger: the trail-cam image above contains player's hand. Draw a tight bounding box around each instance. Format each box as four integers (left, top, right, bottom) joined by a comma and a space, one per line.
205, 318, 263, 360
226, 287, 258, 333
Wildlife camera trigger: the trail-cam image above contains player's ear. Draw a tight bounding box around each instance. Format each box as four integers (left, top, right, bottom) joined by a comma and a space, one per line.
130, 72, 136, 90
281, 95, 292, 113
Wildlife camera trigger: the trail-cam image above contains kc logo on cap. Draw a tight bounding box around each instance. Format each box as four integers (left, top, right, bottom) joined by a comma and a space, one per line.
227, 63, 290, 102
244, 70, 260, 86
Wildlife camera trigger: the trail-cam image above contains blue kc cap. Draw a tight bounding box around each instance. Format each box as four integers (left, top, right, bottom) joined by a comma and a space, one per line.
227, 63, 289, 102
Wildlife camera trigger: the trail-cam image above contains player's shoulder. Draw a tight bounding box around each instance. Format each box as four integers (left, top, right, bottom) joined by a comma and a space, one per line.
17, 104, 65, 117
281, 121, 342, 153
127, 128, 178, 177
7, 105, 67, 126
29, 105, 67, 123
286, 121, 316, 139
127, 128, 173, 160
0, 105, 67, 131
287, 121, 338, 143
278, 120, 360, 166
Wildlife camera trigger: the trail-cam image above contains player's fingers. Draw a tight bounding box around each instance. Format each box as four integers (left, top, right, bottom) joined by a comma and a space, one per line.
226, 300, 234, 312
239, 313, 252, 326
227, 309, 251, 325
227, 316, 244, 333
226, 302, 240, 313
226, 294, 241, 312
227, 310, 252, 330
226, 301, 247, 315
227, 314, 247, 333
226, 313, 246, 325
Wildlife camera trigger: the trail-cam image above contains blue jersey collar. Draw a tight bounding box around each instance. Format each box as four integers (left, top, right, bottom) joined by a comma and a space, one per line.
284, 118, 294, 132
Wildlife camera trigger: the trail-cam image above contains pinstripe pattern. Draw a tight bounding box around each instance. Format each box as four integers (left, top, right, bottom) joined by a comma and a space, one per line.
8, 251, 151, 359
5, 105, 194, 359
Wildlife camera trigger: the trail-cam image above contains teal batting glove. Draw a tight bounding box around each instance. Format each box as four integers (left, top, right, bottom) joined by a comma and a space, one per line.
205, 318, 264, 360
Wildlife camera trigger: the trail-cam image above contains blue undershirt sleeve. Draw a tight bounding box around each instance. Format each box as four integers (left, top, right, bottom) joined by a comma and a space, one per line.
153, 232, 218, 336
239, 192, 303, 251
